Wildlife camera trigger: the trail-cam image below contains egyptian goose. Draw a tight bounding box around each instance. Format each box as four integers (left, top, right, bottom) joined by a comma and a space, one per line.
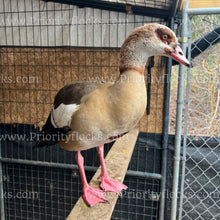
37, 23, 190, 206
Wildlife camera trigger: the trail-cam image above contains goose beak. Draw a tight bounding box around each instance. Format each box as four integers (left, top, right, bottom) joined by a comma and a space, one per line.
167, 44, 190, 67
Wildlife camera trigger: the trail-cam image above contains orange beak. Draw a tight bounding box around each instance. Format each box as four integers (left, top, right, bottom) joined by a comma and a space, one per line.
168, 44, 190, 67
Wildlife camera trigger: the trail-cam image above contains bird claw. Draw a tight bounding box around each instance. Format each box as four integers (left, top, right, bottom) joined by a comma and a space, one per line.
100, 176, 127, 194
83, 186, 107, 207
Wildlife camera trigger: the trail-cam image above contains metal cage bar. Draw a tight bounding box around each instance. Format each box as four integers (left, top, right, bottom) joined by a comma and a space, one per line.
159, 17, 175, 220
0, 144, 5, 220
186, 7, 220, 15
178, 15, 192, 220
171, 1, 189, 220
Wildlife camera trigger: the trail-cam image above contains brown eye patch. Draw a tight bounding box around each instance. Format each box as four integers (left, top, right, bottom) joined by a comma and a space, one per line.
156, 28, 175, 44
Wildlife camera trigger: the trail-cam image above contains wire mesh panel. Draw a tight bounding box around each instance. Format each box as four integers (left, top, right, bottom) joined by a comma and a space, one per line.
3, 163, 160, 220
182, 136, 220, 219
113, 177, 160, 220
97, 0, 173, 10
174, 15, 220, 220
3, 163, 84, 220
0, 0, 169, 219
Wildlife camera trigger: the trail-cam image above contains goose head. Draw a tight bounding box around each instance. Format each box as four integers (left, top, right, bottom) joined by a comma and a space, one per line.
119, 23, 190, 74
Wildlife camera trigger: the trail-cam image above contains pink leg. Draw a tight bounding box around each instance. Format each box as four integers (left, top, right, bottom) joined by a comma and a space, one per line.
75, 151, 107, 206
96, 145, 127, 194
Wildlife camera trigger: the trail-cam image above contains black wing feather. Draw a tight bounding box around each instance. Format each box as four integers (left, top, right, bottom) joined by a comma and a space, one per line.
36, 81, 102, 147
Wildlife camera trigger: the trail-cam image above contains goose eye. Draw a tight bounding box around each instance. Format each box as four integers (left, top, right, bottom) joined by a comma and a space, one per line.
162, 34, 168, 40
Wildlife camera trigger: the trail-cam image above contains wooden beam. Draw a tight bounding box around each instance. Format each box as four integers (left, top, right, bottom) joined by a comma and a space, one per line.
179, 0, 220, 10
66, 128, 139, 220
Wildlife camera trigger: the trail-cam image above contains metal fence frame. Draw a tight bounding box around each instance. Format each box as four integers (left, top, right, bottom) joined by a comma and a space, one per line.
171, 2, 220, 220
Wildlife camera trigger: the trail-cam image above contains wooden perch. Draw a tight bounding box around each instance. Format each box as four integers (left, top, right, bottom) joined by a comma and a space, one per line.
66, 128, 139, 220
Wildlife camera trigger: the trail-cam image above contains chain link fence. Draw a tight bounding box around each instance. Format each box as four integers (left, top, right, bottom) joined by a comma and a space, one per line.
186, 15, 219, 137
175, 14, 220, 220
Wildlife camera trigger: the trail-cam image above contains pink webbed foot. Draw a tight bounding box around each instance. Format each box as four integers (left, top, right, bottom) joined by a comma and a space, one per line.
83, 185, 108, 207
98, 175, 127, 194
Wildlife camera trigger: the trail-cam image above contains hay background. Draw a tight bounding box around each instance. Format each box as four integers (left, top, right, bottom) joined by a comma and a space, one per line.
0, 47, 165, 133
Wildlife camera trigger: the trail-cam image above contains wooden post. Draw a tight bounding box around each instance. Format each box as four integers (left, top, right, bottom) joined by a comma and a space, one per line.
67, 128, 139, 220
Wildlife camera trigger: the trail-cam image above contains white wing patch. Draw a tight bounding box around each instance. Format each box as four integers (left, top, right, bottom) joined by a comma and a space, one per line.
51, 103, 79, 128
